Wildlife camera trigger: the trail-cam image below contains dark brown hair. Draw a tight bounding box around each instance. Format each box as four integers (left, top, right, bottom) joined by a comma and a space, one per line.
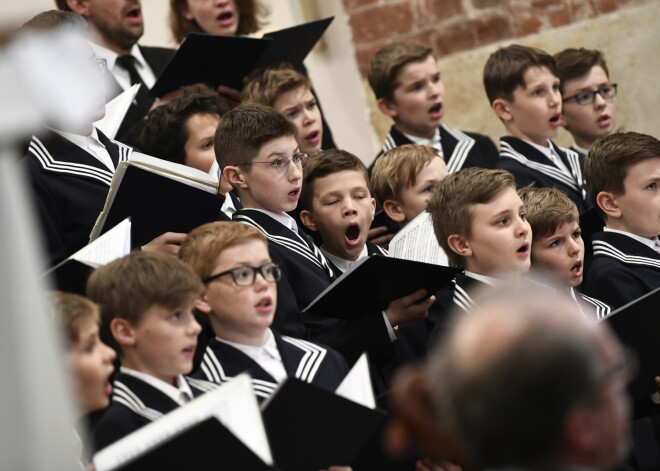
554, 48, 609, 95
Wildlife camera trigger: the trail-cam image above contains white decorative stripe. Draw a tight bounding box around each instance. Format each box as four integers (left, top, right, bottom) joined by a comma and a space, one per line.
202, 348, 278, 398
185, 377, 217, 393
580, 294, 611, 319
381, 133, 397, 154
453, 283, 476, 313
373, 245, 388, 256
500, 141, 580, 191
29, 137, 114, 186
235, 214, 333, 278
443, 125, 475, 173
593, 240, 660, 269
282, 336, 327, 383
112, 381, 163, 422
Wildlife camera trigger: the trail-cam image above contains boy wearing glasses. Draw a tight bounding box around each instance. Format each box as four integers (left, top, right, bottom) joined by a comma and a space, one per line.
217, 104, 432, 369
555, 48, 617, 159
484, 45, 591, 214
180, 222, 348, 402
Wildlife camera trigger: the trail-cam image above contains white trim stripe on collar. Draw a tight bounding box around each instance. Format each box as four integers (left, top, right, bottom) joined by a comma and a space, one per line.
281, 336, 327, 383
593, 240, 660, 269
112, 381, 164, 422
443, 124, 475, 173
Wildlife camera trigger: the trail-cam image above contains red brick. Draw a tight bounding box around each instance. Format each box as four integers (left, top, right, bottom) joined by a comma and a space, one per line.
549, 7, 572, 28
511, 7, 543, 36
427, 0, 464, 20
434, 20, 477, 57
566, 1, 597, 22
355, 42, 387, 78
475, 13, 514, 45
473, 0, 504, 8
592, 0, 618, 14
342, 0, 379, 12
532, 0, 565, 9
349, 3, 415, 44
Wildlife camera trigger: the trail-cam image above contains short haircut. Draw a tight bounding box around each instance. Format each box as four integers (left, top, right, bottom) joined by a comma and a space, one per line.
126, 84, 229, 166
169, 0, 269, 43
554, 48, 609, 95
586, 132, 660, 218
86, 252, 204, 354
179, 221, 267, 281
299, 149, 370, 212
214, 103, 297, 171
483, 44, 558, 104
368, 42, 435, 102
23, 9, 87, 31
48, 291, 100, 346
518, 186, 578, 239
371, 144, 439, 206
242, 62, 311, 107
428, 168, 515, 267
428, 281, 607, 468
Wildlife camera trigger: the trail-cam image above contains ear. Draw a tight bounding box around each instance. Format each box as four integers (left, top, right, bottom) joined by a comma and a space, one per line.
596, 191, 621, 219
383, 199, 406, 223
194, 295, 212, 315
562, 407, 599, 454
299, 209, 318, 232
223, 166, 248, 190
110, 318, 136, 348
492, 98, 512, 122
447, 234, 473, 258
559, 113, 569, 129
66, 0, 90, 16
377, 98, 398, 120
178, 1, 194, 21
370, 197, 377, 220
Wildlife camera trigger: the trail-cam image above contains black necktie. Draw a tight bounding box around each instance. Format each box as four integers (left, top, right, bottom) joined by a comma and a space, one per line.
116, 54, 144, 86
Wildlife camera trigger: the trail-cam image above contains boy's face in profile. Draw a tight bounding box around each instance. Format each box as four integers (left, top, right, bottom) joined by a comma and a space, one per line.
378, 55, 445, 139
121, 300, 201, 385
531, 220, 584, 287
196, 239, 277, 346
388, 156, 448, 226
301, 170, 376, 261
561, 66, 617, 149
604, 157, 660, 238
496, 66, 562, 146
228, 135, 302, 215
183, 112, 220, 173
67, 317, 116, 413
455, 186, 532, 276
273, 85, 323, 156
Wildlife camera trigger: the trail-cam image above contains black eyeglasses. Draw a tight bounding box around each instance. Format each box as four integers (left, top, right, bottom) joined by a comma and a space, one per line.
235, 152, 308, 175
563, 83, 617, 106
203, 262, 282, 286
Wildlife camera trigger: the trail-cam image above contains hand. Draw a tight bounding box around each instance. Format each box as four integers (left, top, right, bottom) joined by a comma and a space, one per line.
385, 289, 434, 327
320, 467, 352, 471
141, 232, 186, 256
216, 84, 242, 108
416, 458, 462, 471
368, 225, 393, 250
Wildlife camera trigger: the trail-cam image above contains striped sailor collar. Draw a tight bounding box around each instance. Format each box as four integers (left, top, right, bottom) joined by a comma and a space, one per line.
249, 208, 298, 233
214, 328, 282, 365
463, 270, 500, 287
592, 231, 660, 269
603, 227, 659, 252
402, 127, 441, 152
322, 244, 368, 274
119, 367, 194, 406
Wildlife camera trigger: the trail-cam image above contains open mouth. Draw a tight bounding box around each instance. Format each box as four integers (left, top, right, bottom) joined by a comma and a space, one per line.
517, 243, 529, 254
105, 380, 113, 396
345, 223, 361, 245
182, 345, 196, 356
570, 260, 583, 273
217, 11, 234, 24
125, 5, 142, 21
549, 113, 561, 125
289, 188, 300, 199
305, 130, 320, 143
256, 298, 272, 308
429, 103, 443, 116
597, 114, 610, 125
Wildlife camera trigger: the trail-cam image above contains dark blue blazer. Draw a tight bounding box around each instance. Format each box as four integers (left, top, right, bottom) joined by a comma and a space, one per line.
584, 231, 660, 309
496, 136, 591, 215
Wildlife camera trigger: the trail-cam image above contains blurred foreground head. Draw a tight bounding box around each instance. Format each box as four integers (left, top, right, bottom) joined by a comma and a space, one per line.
389, 278, 631, 471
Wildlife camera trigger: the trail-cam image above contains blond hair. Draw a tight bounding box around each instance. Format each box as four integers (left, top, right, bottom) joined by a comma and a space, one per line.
368, 42, 434, 102
371, 144, 439, 205
242, 63, 311, 107
48, 291, 100, 346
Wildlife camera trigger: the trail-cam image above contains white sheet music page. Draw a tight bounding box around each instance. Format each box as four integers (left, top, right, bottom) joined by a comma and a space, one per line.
335, 353, 376, 409
72, 218, 131, 268
389, 211, 449, 266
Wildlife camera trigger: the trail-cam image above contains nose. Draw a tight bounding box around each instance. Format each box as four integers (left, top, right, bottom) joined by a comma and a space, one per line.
253, 270, 269, 290
287, 158, 303, 181
517, 217, 530, 237
343, 198, 357, 216
567, 236, 581, 256
593, 90, 607, 108
302, 108, 316, 125
102, 342, 116, 363
549, 88, 561, 108
187, 315, 202, 336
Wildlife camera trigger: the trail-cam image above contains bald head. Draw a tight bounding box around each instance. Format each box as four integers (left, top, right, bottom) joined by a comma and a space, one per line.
428, 280, 629, 470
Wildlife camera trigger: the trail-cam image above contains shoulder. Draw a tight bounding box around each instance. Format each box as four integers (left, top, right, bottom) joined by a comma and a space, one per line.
93, 402, 146, 450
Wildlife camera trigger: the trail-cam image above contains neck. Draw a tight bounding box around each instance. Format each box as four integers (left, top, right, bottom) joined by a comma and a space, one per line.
572, 134, 595, 150
215, 323, 271, 347
395, 123, 436, 140
321, 244, 363, 262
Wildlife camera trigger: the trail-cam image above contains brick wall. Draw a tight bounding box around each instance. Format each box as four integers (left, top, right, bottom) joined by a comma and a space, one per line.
345, 0, 651, 77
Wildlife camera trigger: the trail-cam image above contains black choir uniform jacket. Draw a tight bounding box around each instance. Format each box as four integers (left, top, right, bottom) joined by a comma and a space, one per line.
20, 129, 133, 266
584, 231, 660, 309
104, 46, 175, 140
496, 136, 591, 215
93, 372, 216, 451
192, 331, 348, 404
368, 124, 499, 176
233, 209, 394, 366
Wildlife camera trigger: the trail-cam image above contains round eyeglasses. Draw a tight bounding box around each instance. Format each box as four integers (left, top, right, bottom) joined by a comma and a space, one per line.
235, 152, 308, 175
562, 83, 617, 106
203, 262, 282, 286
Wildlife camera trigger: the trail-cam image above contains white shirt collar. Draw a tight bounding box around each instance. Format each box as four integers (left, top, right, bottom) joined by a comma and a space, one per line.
526, 139, 571, 175
464, 270, 500, 287
120, 367, 194, 405
572, 143, 589, 155
215, 329, 287, 383
51, 127, 115, 171
403, 128, 442, 154
251, 208, 298, 233
603, 227, 659, 251
321, 245, 368, 273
